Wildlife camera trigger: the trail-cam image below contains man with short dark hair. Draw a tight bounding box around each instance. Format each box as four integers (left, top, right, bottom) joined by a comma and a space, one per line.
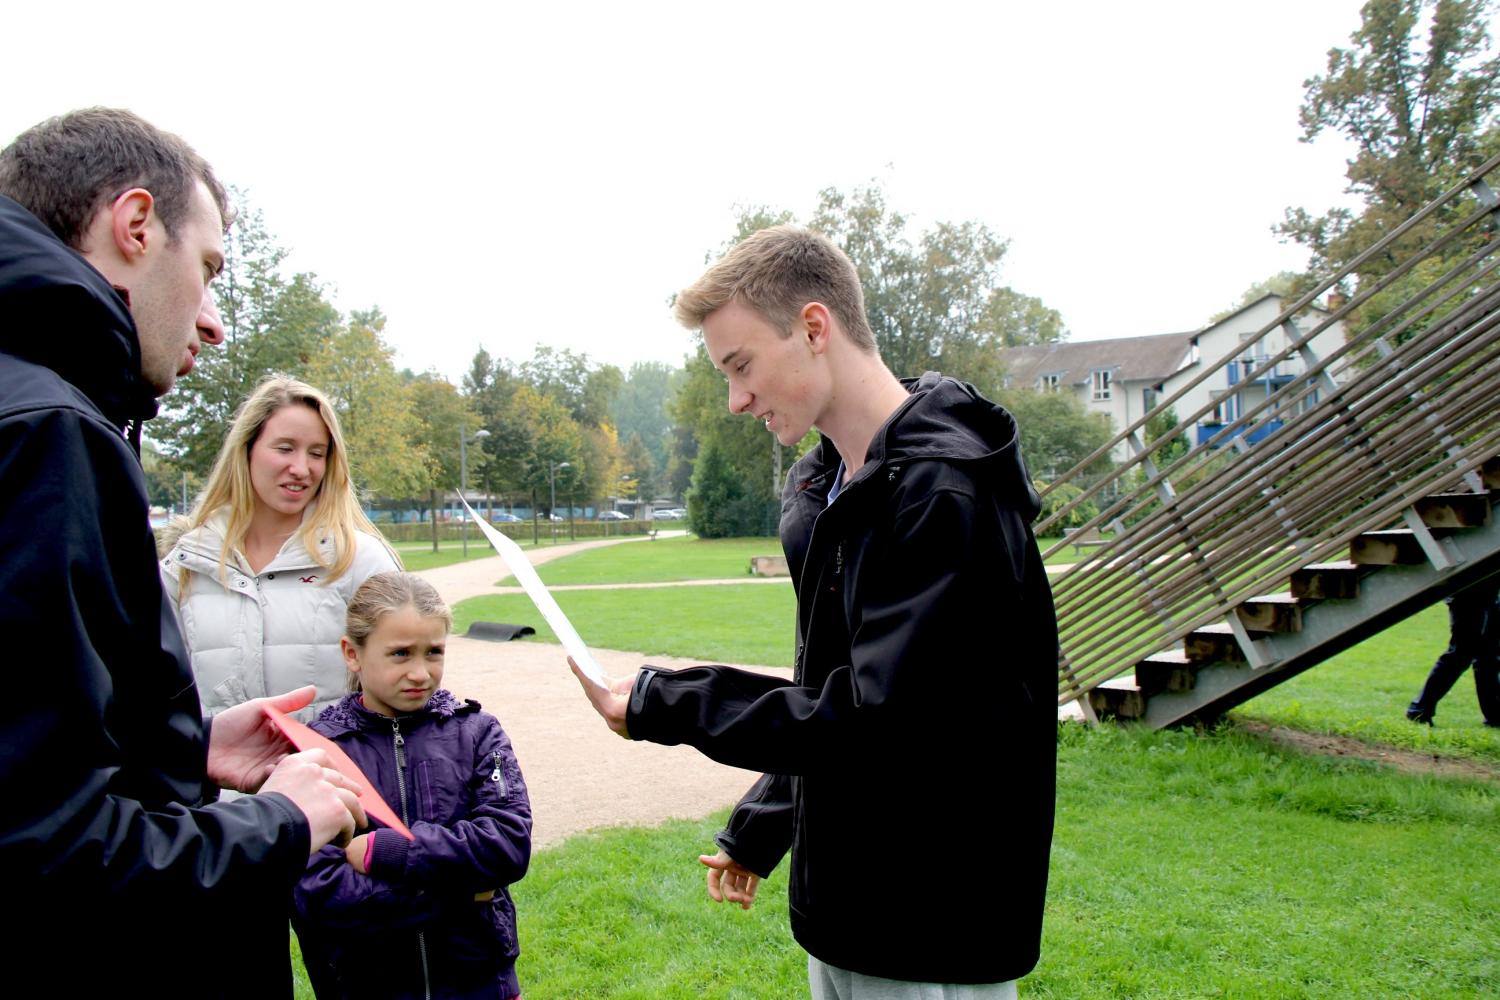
576, 225, 1057, 998
0, 108, 365, 993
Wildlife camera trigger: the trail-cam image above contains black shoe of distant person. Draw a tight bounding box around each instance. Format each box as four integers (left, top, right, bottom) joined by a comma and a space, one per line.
1406, 708, 1435, 726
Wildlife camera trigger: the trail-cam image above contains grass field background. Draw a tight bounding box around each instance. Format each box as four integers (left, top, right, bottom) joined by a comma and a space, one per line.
291, 536, 1498, 997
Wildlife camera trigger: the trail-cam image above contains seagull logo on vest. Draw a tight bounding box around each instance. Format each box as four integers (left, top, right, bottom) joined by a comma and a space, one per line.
300, 575, 318, 584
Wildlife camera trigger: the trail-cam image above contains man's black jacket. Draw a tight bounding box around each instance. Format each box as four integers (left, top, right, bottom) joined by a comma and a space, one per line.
0, 195, 309, 991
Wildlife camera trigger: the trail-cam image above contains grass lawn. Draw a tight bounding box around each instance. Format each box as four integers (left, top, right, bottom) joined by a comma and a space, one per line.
1038, 536, 1115, 565
454, 583, 796, 668
392, 539, 505, 573
1236, 603, 1500, 764
293, 722, 1500, 999
497, 535, 780, 587
290, 538, 1499, 997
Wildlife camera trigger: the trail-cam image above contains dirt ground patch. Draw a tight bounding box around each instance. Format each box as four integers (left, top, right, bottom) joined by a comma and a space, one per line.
441, 635, 791, 849
418, 538, 793, 849
1236, 719, 1500, 783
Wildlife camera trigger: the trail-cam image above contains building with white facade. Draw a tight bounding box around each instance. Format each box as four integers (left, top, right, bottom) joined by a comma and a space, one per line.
999, 293, 1347, 458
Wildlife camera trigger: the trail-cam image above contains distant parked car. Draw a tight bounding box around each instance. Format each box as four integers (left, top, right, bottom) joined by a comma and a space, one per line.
652, 508, 683, 520
597, 510, 629, 520
489, 512, 522, 523
546, 513, 564, 522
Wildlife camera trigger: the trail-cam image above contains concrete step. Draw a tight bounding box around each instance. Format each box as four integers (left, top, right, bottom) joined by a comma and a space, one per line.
1414, 492, 1492, 529
1350, 529, 1426, 566
1087, 675, 1145, 720
1482, 457, 1500, 490
1185, 622, 1245, 663
1289, 561, 1363, 600
1236, 593, 1304, 633
1135, 648, 1202, 695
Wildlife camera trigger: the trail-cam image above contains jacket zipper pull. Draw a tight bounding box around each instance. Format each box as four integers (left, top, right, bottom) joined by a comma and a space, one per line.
490, 751, 507, 796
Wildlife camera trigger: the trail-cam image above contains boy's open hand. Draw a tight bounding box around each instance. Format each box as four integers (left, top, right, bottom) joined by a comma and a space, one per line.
700, 850, 760, 910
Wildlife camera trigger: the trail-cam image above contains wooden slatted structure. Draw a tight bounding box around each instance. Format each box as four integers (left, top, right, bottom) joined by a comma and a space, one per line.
1044, 152, 1500, 725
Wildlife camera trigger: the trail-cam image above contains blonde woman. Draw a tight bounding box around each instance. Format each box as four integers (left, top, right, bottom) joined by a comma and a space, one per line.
162, 374, 401, 719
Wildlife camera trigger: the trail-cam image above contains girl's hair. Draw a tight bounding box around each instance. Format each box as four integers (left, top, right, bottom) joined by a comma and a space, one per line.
344, 572, 452, 692
181, 374, 398, 582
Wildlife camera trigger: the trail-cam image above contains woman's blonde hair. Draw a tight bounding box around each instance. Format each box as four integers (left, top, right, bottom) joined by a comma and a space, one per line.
343, 572, 451, 692
183, 374, 398, 582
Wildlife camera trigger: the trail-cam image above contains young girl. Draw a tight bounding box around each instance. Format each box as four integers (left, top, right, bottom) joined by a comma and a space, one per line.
293, 572, 532, 1000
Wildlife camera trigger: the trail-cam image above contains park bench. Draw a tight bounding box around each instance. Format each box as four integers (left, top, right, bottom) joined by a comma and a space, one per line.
1062, 518, 1125, 550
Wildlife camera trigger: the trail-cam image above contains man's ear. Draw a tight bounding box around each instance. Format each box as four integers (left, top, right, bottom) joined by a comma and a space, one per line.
107, 188, 157, 262
801, 301, 834, 355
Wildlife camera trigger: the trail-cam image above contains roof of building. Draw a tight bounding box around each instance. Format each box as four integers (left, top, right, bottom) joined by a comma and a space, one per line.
1000, 330, 1197, 388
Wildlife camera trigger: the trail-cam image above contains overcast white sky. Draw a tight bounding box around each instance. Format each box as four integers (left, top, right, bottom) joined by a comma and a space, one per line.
4, 1, 1373, 383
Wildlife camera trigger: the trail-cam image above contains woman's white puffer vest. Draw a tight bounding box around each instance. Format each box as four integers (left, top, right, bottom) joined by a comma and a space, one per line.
161, 511, 400, 718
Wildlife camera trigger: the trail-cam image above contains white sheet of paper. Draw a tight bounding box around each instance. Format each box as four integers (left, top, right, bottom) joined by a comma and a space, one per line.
460, 498, 609, 689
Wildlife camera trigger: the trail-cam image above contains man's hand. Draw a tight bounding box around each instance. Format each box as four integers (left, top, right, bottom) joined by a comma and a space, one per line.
261, 749, 367, 855
569, 657, 634, 738
700, 850, 760, 910
206, 685, 317, 792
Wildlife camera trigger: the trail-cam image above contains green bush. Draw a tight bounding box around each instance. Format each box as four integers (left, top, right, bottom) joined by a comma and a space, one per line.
1036, 478, 1097, 530
687, 440, 776, 538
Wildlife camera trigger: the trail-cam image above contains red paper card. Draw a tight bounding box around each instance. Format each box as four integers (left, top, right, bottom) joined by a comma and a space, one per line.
264, 705, 415, 840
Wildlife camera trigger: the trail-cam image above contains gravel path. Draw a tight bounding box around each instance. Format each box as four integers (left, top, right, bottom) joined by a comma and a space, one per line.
416, 532, 789, 849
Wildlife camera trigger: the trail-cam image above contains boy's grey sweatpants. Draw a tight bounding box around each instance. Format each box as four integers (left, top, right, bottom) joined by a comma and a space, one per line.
808, 956, 1019, 1000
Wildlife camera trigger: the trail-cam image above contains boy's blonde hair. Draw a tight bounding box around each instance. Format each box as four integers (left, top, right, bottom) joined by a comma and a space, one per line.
344, 572, 452, 692
673, 225, 877, 352
180, 374, 398, 583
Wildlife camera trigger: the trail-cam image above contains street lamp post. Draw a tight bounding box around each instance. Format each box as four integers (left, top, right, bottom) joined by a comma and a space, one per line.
548, 460, 572, 543
458, 425, 491, 557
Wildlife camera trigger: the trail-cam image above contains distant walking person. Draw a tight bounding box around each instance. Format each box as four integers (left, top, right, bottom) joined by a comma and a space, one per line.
1407, 579, 1499, 728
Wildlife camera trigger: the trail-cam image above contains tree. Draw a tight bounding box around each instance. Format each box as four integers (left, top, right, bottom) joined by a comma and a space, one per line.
518, 346, 622, 426
996, 387, 1115, 481
1279, 0, 1499, 284
982, 287, 1069, 349
305, 309, 428, 500
151, 192, 340, 475
1210, 272, 1307, 322
610, 361, 679, 475
670, 343, 792, 526
686, 438, 775, 538
503, 384, 583, 506
406, 372, 482, 502
809, 183, 1066, 395
620, 432, 658, 502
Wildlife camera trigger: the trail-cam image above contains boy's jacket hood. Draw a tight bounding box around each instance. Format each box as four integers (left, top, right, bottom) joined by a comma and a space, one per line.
794, 371, 1041, 520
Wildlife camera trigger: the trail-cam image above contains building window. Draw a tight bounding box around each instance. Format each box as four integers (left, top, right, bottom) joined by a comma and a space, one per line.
1091, 369, 1112, 401
1037, 373, 1060, 392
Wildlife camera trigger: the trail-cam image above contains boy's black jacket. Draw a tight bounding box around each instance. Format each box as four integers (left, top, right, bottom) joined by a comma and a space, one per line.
630, 372, 1058, 984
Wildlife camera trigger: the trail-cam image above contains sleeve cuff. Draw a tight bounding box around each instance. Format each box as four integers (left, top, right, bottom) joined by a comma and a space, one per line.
369, 827, 411, 877
626, 666, 662, 740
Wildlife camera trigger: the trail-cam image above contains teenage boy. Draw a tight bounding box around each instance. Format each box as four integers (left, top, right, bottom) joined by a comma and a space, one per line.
575, 225, 1057, 998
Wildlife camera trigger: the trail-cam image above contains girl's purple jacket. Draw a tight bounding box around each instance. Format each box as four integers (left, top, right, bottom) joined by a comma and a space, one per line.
293, 690, 531, 999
